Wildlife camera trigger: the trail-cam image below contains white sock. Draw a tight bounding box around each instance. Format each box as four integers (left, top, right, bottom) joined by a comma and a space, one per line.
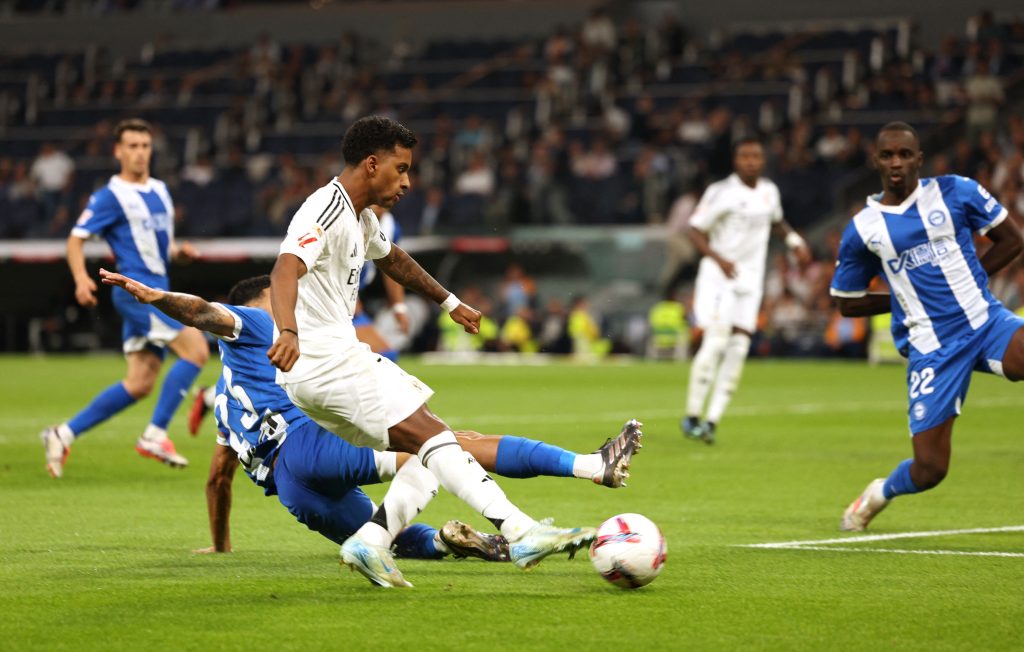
706, 333, 751, 424
571, 453, 603, 480
433, 530, 451, 555
203, 387, 216, 409
418, 431, 536, 541
373, 450, 398, 482
56, 423, 75, 448
356, 456, 438, 547
686, 329, 729, 417
142, 424, 168, 442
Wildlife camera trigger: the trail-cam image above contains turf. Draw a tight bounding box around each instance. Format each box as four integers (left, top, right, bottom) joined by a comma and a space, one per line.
1, 355, 1022, 650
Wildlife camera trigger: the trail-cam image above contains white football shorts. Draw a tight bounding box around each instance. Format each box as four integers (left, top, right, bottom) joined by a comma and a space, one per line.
281, 347, 434, 451
693, 264, 763, 333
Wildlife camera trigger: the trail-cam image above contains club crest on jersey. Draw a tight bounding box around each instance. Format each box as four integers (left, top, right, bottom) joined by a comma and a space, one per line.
887, 238, 953, 274
927, 210, 946, 226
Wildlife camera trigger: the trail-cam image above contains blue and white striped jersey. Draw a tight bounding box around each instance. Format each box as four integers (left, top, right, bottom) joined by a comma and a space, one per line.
831, 175, 1008, 357
71, 176, 175, 288
213, 304, 310, 490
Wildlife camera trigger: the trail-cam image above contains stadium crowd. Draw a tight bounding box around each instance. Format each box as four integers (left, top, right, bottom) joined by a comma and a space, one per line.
1, 7, 1023, 358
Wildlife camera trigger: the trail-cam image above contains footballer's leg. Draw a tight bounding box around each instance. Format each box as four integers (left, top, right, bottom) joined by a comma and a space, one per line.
702, 324, 754, 444
388, 405, 597, 570
455, 419, 643, 488
138, 324, 208, 466
42, 349, 155, 476
842, 343, 967, 531
683, 286, 733, 441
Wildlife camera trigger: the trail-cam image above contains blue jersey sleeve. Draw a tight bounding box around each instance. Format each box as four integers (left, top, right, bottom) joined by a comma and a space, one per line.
70, 188, 123, 239
220, 304, 275, 348
951, 175, 1007, 235
830, 220, 881, 297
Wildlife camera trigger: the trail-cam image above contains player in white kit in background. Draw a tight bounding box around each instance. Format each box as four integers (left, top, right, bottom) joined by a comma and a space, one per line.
268, 116, 610, 587
681, 138, 812, 444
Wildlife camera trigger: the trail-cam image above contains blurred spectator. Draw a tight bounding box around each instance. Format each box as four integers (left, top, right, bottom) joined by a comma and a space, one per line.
647, 290, 688, 360
498, 263, 537, 319
538, 297, 571, 354
964, 58, 1004, 145
499, 306, 537, 353
29, 143, 74, 225
567, 295, 610, 360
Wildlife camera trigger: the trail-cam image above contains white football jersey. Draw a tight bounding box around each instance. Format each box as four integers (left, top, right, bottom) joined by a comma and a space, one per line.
690, 173, 783, 292
277, 178, 391, 378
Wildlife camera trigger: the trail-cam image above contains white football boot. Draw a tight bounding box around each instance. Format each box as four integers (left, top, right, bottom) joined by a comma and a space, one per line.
40, 426, 70, 478
509, 522, 597, 570
340, 534, 413, 588
840, 478, 889, 532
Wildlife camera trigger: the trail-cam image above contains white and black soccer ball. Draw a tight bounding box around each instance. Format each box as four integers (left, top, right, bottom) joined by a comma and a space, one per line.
589, 513, 666, 589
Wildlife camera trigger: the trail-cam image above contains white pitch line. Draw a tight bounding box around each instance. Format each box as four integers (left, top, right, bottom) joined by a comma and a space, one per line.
738, 525, 1024, 550
771, 546, 1024, 558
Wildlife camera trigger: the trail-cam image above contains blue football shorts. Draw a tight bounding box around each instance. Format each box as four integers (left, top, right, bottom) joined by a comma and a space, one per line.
272, 419, 382, 545
906, 307, 1024, 434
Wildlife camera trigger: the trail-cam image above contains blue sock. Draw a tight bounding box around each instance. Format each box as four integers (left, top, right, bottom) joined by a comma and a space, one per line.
494, 436, 576, 479
150, 359, 201, 429
380, 350, 399, 362
67, 382, 137, 437
393, 523, 444, 559
883, 459, 921, 499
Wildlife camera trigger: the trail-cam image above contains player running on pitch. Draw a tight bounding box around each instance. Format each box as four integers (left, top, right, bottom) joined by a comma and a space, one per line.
831, 121, 1024, 531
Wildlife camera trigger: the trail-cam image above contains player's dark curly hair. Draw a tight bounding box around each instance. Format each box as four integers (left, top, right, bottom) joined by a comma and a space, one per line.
228, 275, 271, 306
341, 116, 418, 165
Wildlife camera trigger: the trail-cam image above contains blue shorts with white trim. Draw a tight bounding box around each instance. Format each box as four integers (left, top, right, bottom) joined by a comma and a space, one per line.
906, 306, 1024, 434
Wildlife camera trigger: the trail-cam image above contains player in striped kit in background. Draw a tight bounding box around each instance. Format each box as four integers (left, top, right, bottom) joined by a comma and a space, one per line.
832, 122, 1024, 531
41, 118, 208, 477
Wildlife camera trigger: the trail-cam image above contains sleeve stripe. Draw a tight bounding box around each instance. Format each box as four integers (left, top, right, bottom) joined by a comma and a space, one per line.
976, 208, 1008, 236
315, 190, 342, 228
829, 288, 869, 298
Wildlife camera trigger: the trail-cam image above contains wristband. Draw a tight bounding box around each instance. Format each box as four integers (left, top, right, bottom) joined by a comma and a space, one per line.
785, 231, 806, 250
439, 293, 461, 313
280, 328, 298, 337
392, 302, 408, 315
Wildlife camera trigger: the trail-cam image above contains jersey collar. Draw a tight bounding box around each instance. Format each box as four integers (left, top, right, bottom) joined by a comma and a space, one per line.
109, 175, 157, 192
866, 180, 923, 214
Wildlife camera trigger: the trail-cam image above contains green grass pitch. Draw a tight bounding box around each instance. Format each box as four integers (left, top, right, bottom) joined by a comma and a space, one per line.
1, 355, 1021, 650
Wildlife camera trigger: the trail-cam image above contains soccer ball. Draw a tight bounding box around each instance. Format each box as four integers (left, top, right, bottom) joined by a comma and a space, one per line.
589, 513, 667, 589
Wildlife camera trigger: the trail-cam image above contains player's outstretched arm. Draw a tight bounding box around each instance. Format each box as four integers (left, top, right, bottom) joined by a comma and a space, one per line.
99, 268, 236, 337
194, 443, 239, 554
268, 253, 306, 371
980, 220, 1024, 276
376, 244, 481, 334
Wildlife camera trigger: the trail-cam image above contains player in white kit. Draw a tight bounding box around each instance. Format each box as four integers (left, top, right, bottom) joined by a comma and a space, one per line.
268, 116, 605, 587
681, 138, 812, 444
